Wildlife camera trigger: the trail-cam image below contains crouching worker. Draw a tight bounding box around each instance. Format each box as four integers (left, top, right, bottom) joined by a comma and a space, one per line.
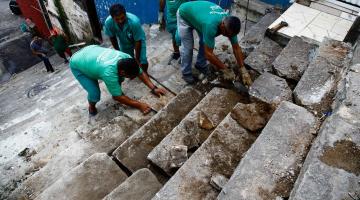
70, 45, 166, 116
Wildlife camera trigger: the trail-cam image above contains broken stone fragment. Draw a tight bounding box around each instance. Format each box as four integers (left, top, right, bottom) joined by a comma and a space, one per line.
198, 111, 215, 130
169, 145, 188, 168
231, 102, 274, 132
249, 72, 293, 108
210, 173, 229, 191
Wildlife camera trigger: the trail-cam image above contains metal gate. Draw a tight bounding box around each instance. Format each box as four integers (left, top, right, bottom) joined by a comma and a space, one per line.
94, 0, 233, 25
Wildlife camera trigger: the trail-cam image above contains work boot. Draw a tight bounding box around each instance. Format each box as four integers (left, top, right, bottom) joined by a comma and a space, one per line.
182, 74, 198, 85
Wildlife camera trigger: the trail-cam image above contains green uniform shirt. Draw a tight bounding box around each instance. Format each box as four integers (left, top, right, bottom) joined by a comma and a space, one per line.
70, 45, 139, 96
104, 12, 146, 54
166, 0, 188, 33
179, 1, 238, 48
50, 35, 68, 53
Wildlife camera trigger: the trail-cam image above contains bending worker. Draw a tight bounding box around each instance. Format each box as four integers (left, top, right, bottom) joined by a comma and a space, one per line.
177, 1, 252, 85
70, 45, 166, 116
104, 4, 149, 73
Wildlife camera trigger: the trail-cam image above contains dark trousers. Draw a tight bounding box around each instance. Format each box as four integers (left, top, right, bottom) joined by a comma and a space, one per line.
38, 55, 54, 72
58, 48, 72, 61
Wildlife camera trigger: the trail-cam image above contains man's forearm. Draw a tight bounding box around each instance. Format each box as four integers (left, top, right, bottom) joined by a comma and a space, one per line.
135, 41, 142, 64
138, 72, 156, 89
113, 95, 143, 109
232, 44, 245, 69
110, 37, 119, 50
204, 46, 226, 70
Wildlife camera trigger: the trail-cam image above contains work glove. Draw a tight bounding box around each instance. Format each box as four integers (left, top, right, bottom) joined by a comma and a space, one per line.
240, 67, 252, 87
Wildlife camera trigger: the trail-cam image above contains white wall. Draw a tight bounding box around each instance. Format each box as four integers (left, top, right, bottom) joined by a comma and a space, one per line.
46, 0, 93, 41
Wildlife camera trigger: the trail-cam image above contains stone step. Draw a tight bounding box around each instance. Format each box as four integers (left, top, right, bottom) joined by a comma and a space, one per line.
244, 37, 283, 74
152, 105, 257, 200
113, 87, 204, 173
289, 64, 360, 200
103, 168, 162, 200
249, 72, 293, 108
9, 140, 95, 200
10, 116, 141, 200
273, 36, 318, 81
218, 101, 318, 200
147, 87, 242, 175
239, 10, 280, 56
35, 153, 127, 200
294, 39, 352, 115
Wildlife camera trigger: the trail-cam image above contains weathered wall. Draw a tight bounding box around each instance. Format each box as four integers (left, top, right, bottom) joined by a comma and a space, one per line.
47, 0, 93, 41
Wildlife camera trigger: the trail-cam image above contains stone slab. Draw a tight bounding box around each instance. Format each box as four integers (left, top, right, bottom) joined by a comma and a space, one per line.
103, 168, 162, 200
35, 153, 127, 200
113, 87, 204, 172
244, 37, 283, 74
9, 140, 96, 200
294, 39, 352, 114
249, 72, 293, 107
218, 101, 317, 200
289, 63, 360, 200
11, 116, 140, 200
152, 114, 256, 200
147, 88, 242, 175
230, 102, 274, 132
81, 116, 141, 152
273, 36, 317, 81
289, 113, 360, 200
333, 64, 360, 125
239, 10, 281, 56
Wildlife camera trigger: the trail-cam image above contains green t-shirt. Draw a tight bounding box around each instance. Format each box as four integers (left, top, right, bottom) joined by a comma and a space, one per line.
50, 35, 68, 53
104, 12, 146, 52
70, 45, 141, 96
179, 1, 238, 48
166, 0, 188, 32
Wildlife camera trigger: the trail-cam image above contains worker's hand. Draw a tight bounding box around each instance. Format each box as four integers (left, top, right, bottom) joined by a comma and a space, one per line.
153, 87, 167, 97
240, 67, 252, 87
139, 103, 152, 115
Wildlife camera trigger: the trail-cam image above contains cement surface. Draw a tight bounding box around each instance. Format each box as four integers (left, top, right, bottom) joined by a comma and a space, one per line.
103, 168, 162, 200
239, 10, 280, 56
294, 39, 352, 114
152, 114, 256, 200
249, 72, 293, 107
0, 29, 176, 199
244, 37, 283, 74
273, 36, 318, 81
290, 64, 360, 200
35, 153, 127, 200
147, 88, 242, 175
113, 87, 204, 172
218, 101, 317, 200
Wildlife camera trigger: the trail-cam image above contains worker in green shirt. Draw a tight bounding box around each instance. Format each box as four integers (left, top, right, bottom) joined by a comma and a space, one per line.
177, 1, 252, 85
70, 45, 166, 116
49, 28, 72, 63
158, 0, 189, 63
104, 4, 149, 73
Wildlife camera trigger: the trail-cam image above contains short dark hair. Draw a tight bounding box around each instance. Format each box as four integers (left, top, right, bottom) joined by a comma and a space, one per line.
109, 4, 126, 17
223, 16, 241, 35
117, 58, 140, 77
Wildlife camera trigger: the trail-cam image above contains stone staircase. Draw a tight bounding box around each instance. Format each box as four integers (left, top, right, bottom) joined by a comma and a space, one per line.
8, 12, 360, 200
